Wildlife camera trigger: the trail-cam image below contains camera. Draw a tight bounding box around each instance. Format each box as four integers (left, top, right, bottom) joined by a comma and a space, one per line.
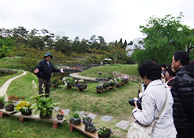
129, 89, 142, 110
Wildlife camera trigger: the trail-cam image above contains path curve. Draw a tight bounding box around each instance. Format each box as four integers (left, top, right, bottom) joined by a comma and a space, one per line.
0, 71, 27, 97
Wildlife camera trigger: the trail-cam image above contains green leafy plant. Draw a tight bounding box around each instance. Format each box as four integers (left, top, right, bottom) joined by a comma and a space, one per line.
72, 111, 80, 119
51, 76, 62, 88
103, 82, 109, 89
0, 95, 5, 103
69, 111, 81, 125
31, 95, 59, 116
98, 126, 113, 137
115, 78, 121, 84
108, 79, 116, 86
62, 77, 75, 86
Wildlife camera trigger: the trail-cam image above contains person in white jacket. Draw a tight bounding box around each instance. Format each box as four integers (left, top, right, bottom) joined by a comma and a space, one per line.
131, 60, 177, 138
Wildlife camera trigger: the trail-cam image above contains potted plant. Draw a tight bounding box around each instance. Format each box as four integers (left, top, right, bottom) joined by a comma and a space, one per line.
123, 75, 129, 83
69, 111, 81, 125
31, 95, 59, 119
57, 109, 64, 120
115, 78, 121, 88
62, 77, 75, 89
82, 113, 96, 133
75, 80, 87, 91
98, 127, 113, 138
16, 101, 32, 115
103, 82, 109, 89
0, 95, 5, 109
82, 113, 92, 126
96, 84, 104, 93
109, 79, 116, 87
120, 78, 126, 85
85, 123, 97, 133
5, 95, 24, 112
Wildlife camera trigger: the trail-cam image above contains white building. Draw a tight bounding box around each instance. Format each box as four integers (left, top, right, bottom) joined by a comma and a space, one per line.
126, 37, 145, 56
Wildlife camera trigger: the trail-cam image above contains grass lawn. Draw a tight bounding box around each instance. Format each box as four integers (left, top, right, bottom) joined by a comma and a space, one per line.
79, 64, 139, 79
0, 69, 22, 87
3, 65, 140, 137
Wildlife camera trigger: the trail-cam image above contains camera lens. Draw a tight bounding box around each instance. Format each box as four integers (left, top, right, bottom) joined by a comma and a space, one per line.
128, 99, 135, 106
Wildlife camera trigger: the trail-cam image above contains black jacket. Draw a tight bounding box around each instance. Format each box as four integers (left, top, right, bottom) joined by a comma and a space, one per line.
171, 65, 194, 128
35, 59, 60, 80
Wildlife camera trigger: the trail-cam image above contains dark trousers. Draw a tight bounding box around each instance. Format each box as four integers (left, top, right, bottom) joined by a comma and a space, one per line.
38, 78, 51, 97
176, 127, 194, 138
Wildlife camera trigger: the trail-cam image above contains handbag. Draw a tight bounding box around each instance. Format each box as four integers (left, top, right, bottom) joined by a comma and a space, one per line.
127, 86, 168, 138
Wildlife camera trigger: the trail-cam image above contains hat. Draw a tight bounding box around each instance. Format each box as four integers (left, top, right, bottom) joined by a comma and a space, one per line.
44, 52, 53, 58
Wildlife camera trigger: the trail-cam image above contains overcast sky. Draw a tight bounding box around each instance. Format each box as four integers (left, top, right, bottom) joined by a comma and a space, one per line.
0, 0, 194, 43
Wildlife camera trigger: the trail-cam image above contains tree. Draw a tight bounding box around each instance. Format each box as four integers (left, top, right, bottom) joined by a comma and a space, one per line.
0, 37, 15, 58
106, 42, 128, 64
133, 12, 194, 64
54, 36, 71, 55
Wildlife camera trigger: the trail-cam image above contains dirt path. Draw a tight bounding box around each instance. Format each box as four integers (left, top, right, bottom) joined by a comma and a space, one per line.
0, 71, 27, 97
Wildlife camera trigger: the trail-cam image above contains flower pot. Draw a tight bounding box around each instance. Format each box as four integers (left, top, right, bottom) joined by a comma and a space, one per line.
69, 117, 81, 125
57, 114, 64, 120
83, 118, 92, 126
85, 125, 96, 133
116, 84, 121, 88
98, 133, 111, 138
66, 85, 72, 89
0, 102, 4, 109
5, 104, 14, 111
21, 109, 32, 116
40, 111, 52, 119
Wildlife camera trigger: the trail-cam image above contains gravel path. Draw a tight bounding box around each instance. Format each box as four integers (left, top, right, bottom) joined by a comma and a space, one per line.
0, 71, 26, 97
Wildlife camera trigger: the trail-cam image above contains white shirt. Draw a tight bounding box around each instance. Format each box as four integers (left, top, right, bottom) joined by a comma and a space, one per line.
132, 79, 177, 138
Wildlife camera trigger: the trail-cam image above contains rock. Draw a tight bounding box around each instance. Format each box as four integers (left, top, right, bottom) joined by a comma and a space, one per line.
88, 113, 96, 119
101, 116, 113, 122
115, 120, 130, 130
64, 109, 70, 116
79, 111, 85, 116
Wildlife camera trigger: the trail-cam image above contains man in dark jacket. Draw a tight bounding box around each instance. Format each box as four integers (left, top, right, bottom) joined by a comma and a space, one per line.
171, 50, 194, 138
34, 52, 64, 97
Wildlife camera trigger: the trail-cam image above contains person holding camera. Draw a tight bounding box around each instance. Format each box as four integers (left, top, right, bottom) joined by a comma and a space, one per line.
130, 60, 177, 138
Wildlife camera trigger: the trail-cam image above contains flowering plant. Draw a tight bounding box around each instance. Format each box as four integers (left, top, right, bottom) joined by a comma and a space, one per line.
6, 95, 25, 105
114, 78, 121, 84
75, 79, 87, 90
82, 113, 92, 126
62, 77, 75, 86
58, 109, 64, 115
16, 101, 31, 112
98, 126, 113, 137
